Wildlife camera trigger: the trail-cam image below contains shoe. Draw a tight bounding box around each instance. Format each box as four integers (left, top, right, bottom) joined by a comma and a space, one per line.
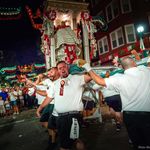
116, 123, 121, 131
128, 138, 133, 145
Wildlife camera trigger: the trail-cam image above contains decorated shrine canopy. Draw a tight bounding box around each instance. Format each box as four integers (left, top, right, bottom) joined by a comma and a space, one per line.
0, 6, 22, 20
0, 63, 46, 84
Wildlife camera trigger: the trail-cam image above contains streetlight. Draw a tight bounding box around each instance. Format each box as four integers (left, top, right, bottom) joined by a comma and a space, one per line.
137, 25, 144, 33
137, 25, 145, 50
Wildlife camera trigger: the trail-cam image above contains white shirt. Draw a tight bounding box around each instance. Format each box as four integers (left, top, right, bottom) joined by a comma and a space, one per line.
102, 73, 122, 98
48, 74, 85, 113
0, 100, 4, 106
147, 57, 150, 63
18, 90, 23, 99
28, 87, 35, 96
42, 78, 52, 87
36, 85, 47, 105
105, 66, 150, 111
9, 92, 17, 101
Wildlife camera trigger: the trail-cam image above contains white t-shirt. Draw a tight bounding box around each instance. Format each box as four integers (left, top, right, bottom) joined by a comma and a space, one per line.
101, 73, 122, 98
42, 78, 52, 87
0, 100, 4, 106
47, 74, 85, 113
28, 87, 35, 96
13, 91, 18, 99
147, 57, 150, 63
36, 85, 47, 105
18, 90, 24, 100
105, 66, 150, 111
46, 80, 55, 104
9, 92, 17, 101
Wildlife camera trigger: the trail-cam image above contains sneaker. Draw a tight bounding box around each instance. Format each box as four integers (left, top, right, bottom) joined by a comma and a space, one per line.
116, 123, 121, 131
128, 138, 133, 145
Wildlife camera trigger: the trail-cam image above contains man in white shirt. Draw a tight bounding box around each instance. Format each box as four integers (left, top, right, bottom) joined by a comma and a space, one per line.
37, 61, 91, 150
36, 67, 60, 149
82, 57, 150, 149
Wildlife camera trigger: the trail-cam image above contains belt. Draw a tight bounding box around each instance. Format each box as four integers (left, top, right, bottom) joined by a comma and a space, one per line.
123, 111, 150, 115
58, 111, 80, 116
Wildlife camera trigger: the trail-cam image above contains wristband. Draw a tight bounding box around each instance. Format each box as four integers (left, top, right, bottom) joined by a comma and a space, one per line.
82, 63, 92, 72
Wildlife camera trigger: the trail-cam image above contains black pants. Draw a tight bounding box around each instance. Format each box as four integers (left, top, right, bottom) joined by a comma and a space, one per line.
57, 113, 82, 149
123, 111, 150, 148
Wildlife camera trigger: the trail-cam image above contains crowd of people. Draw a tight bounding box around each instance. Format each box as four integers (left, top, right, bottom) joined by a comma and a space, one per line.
0, 56, 150, 150
0, 84, 39, 117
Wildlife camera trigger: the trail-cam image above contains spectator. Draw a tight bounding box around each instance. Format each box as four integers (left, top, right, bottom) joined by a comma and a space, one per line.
0, 96, 5, 117
9, 88, 19, 115
4, 98, 11, 116
0, 87, 8, 102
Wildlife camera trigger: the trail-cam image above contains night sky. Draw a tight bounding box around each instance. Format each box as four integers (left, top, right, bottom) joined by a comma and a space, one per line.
0, 0, 45, 67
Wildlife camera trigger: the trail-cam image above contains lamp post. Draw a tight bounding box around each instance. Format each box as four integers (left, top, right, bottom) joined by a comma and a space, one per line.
137, 25, 145, 50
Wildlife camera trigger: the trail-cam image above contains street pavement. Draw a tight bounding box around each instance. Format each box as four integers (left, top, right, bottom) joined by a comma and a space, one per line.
0, 108, 133, 150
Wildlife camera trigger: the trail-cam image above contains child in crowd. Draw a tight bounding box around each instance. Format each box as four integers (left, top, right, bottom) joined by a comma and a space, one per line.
9, 88, 19, 115
0, 96, 5, 117
5, 98, 11, 116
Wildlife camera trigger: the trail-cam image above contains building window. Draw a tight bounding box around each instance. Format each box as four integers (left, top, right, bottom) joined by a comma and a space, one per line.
110, 27, 124, 49
121, 0, 132, 14
97, 10, 105, 19
98, 36, 109, 55
124, 24, 136, 43
106, 4, 113, 22
106, 0, 119, 22
113, 0, 119, 17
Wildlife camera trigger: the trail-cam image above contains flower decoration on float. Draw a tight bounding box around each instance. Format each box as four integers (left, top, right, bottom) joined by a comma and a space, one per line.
25, 5, 42, 30
81, 11, 91, 21
44, 9, 56, 21
18, 64, 33, 73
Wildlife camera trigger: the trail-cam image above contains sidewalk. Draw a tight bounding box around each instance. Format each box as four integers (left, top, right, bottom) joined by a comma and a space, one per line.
0, 105, 110, 126
0, 106, 132, 150
0, 109, 38, 127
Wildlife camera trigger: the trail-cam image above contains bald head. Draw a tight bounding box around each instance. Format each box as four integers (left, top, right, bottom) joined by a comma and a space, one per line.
121, 57, 137, 70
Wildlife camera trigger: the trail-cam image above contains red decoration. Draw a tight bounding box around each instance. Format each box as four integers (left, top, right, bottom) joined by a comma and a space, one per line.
90, 45, 95, 60
64, 45, 77, 64
33, 9, 41, 19
45, 10, 56, 21
81, 11, 91, 21
18, 65, 33, 73
4, 70, 16, 73
59, 80, 65, 96
0, 14, 22, 20
25, 5, 42, 30
17, 74, 27, 83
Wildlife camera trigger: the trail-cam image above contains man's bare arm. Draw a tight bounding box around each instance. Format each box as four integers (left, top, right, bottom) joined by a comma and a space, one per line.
84, 74, 92, 83
36, 89, 47, 96
88, 70, 106, 86
36, 96, 53, 117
